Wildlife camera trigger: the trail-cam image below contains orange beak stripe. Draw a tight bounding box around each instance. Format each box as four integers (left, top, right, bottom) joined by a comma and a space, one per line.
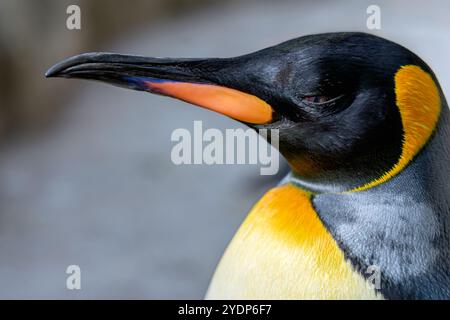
144, 81, 273, 124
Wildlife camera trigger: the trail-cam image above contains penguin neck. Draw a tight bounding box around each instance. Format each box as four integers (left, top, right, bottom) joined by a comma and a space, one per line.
389, 99, 450, 202
286, 100, 449, 195
282, 136, 404, 194
289, 113, 449, 196
286, 155, 396, 195
309, 102, 450, 299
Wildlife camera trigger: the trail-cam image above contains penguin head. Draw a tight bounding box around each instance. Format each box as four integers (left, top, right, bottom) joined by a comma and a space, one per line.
46, 32, 443, 193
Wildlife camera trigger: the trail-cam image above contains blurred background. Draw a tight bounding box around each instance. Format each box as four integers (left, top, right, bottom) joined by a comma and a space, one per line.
0, 0, 449, 299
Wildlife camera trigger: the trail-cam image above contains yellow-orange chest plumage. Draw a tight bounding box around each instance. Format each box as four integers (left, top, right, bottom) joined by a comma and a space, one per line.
206, 183, 381, 299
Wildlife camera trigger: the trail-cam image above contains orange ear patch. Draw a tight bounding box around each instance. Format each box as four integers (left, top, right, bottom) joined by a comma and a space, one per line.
350, 65, 441, 192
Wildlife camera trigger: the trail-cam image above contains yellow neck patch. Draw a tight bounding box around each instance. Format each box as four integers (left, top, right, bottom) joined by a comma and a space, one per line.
206, 183, 381, 299
350, 65, 441, 192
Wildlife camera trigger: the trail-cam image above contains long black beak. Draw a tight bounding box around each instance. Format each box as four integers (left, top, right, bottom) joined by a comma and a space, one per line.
45, 52, 225, 86
45, 52, 273, 124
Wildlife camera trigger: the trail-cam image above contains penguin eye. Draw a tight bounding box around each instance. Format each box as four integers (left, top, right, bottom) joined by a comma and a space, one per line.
297, 94, 348, 118
302, 95, 334, 104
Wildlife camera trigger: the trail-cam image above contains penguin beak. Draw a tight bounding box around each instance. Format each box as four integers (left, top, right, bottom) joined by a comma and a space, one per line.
45, 52, 273, 125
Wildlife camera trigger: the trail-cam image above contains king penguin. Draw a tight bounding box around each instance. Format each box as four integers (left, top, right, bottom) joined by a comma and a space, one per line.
46, 33, 450, 299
